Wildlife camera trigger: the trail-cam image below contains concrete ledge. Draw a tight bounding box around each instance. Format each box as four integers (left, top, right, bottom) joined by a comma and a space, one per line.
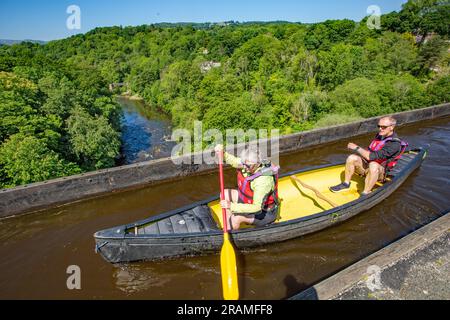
0, 103, 449, 218
290, 211, 450, 300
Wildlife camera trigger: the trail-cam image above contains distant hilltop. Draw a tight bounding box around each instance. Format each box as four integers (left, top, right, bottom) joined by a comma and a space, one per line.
0, 22, 309, 45
87, 21, 303, 33
151, 20, 295, 27
0, 39, 47, 46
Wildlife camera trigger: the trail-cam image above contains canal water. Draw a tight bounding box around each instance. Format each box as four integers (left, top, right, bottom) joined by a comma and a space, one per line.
0, 116, 449, 299
117, 96, 175, 164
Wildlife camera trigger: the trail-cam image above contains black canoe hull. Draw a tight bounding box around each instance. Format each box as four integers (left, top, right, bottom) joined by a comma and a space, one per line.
94, 148, 427, 263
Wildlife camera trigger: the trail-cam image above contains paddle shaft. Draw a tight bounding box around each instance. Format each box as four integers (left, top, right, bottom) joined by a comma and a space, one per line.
292, 176, 338, 208
218, 151, 228, 232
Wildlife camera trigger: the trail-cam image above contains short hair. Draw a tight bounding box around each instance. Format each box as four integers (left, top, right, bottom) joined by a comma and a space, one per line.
381, 116, 397, 126
240, 147, 261, 164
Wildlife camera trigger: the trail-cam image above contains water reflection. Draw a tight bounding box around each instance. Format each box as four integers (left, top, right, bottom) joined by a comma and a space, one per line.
113, 257, 222, 299
114, 265, 171, 294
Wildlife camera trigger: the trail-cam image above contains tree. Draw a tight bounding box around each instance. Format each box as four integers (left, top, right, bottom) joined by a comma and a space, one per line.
0, 72, 60, 142
92, 96, 122, 131
347, 23, 378, 46
427, 75, 450, 104
324, 19, 357, 43
203, 93, 260, 131
382, 1, 449, 37
232, 34, 283, 73
0, 133, 81, 188
0, 97, 36, 141
305, 24, 331, 50
330, 77, 384, 117
291, 90, 329, 123
377, 74, 429, 112
127, 57, 160, 94
317, 44, 365, 90
416, 35, 449, 74
401, 0, 450, 40
287, 48, 318, 90
363, 32, 418, 75
67, 107, 121, 170
0, 71, 41, 108
38, 74, 77, 119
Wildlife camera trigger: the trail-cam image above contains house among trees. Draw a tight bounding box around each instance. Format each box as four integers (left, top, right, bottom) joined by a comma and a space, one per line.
200, 61, 221, 73
415, 32, 438, 44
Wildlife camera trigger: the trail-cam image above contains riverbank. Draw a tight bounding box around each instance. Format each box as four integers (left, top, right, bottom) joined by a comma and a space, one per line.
118, 92, 144, 101
290, 210, 450, 300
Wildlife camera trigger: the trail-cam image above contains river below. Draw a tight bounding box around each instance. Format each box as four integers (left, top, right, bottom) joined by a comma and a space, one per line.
117, 96, 175, 164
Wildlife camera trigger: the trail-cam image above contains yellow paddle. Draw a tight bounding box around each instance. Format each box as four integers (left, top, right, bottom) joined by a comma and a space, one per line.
218, 150, 239, 300
291, 176, 338, 208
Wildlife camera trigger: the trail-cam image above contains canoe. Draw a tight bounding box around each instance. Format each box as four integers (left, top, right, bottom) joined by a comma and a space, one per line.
94, 147, 427, 263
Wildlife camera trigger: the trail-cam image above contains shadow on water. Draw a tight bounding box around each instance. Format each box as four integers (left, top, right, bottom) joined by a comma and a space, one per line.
283, 275, 314, 299
0, 117, 449, 299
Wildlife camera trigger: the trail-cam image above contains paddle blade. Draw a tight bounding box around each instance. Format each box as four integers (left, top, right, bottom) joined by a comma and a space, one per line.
220, 233, 239, 300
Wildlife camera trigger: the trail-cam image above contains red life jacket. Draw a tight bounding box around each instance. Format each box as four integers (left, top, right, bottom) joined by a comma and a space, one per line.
237, 164, 279, 209
368, 134, 408, 170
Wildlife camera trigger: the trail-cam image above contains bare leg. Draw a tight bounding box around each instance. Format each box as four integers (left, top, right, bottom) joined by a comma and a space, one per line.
232, 215, 255, 230
223, 189, 239, 231
364, 162, 383, 194
345, 155, 365, 184
224, 190, 256, 230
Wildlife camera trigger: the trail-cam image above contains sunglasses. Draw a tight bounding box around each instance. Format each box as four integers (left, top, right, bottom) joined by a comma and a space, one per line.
243, 162, 256, 169
378, 124, 392, 130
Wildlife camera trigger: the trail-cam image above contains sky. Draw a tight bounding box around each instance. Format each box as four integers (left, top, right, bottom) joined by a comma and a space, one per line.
0, 0, 408, 41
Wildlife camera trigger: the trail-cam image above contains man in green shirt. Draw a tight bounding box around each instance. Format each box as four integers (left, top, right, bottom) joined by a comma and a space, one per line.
215, 144, 279, 231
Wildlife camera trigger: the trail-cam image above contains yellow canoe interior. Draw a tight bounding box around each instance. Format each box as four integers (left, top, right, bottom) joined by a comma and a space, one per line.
208, 164, 386, 229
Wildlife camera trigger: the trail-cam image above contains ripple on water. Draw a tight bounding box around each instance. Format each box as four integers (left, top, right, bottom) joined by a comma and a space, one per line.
118, 97, 175, 164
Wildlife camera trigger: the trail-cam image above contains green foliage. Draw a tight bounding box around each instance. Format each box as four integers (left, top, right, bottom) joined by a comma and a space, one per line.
329, 74, 430, 118
0, 133, 81, 188
203, 93, 260, 131
291, 90, 329, 122
318, 43, 365, 90
427, 75, 450, 104
0, 46, 122, 188
377, 74, 429, 112
286, 47, 318, 90
232, 34, 283, 74
346, 23, 378, 46
92, 96, 123, 131
381, 1, 450, 37
400, 0, 450, 38
363, 32, 418, 75
67, 107, 121, 170
417, 35, 449, 74
315, 113, 364, 128
38, 74, 77, 119
330, 77, 384, 117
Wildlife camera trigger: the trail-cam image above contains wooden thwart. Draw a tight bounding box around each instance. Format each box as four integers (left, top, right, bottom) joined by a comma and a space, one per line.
290, 176, 338, 208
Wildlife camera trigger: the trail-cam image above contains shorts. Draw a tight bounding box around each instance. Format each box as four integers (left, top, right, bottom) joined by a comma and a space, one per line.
252, 206, 278, 227
236, 198, 278, 227
358, 158, 386, 182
